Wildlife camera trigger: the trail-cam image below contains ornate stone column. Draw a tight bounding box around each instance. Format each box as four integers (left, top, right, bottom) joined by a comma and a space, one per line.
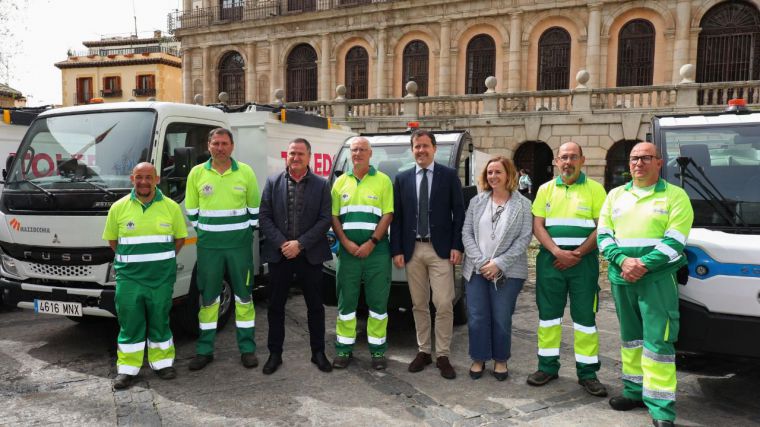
202, 46, 212, 104
183, 0, 191, 12
246, 42, 256, 103
672, 0, 692, 84
270, 38, 281, 100
320, 34, 331, 101
438, 20, 451, 96
376, 27, 386, 99
507, 12, 522, 93
586, 3, 602, 88
182, 48, 192, 104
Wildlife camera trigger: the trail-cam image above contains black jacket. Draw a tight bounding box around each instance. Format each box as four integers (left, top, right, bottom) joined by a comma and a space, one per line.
391, 162, 465, 262
259, 168, 332, 265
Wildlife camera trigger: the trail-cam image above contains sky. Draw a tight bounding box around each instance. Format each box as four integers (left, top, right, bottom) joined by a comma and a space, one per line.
3, 0, 182, 106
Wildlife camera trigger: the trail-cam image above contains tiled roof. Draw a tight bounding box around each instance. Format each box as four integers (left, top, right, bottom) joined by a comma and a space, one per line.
0, 83, 22, 98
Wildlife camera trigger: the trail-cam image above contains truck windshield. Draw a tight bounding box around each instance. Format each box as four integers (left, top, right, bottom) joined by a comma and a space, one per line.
661, 125, 760, 228
333, 143, 454, 183
5, 110, 155, 190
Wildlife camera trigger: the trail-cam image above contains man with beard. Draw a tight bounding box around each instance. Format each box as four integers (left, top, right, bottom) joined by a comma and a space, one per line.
103, 162, 188, 389
527, 142, 609, 398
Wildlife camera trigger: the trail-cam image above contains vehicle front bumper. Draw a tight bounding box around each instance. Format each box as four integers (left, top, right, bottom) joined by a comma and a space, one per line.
677, 299, 760, 358
0, 277, 116, 317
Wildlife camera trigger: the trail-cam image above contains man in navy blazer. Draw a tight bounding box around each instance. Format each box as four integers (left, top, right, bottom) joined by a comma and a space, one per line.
259, 138, 333, 374
391, 129, 465, 379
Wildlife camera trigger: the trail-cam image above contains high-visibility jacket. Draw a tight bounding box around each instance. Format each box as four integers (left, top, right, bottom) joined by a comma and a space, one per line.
102, 188, 188, 287
331, 165, 394, 245
185, 158, 260, 249
532, 172, 607, 249
597, 179, 693, 285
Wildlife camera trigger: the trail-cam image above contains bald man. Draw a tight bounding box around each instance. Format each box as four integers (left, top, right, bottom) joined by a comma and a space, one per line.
103, 163, 188, 390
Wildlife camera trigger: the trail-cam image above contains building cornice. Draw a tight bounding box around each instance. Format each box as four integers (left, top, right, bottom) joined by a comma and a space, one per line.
55, 57, 181, 69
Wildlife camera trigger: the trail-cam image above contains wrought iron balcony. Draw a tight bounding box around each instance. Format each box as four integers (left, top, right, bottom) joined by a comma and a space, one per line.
100, 89, 123, 98
133, 88, 157, 97
68, 46, 179, 58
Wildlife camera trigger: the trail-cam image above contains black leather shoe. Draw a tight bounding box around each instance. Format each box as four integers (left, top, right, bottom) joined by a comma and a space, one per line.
241, 352, 259, 369
469, 361, 484, 380
311, 352, 333, 372
371, 354, 387, 370
436, 356, 456, 379
526, 370, 558, 386
262, 353, 282, 375
113, 374, 135, 390
493, 369, 509, 381
188, 354, 214, 371
578, 378, 608, 397
652, 419, 674, 427
609, 395, 646, 411
408, 352, 433, 373
155, 367, 177, 380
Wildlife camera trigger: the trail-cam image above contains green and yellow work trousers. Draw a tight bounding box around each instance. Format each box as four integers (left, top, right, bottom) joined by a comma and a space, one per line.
196, 246, 256, 356
611, 273, 680, 422
335, 240, 391, 355
536, 249, 601, 380
115, 281, 175, 375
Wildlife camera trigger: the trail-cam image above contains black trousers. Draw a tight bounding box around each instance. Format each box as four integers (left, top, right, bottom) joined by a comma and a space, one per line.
267, 256, 325, 354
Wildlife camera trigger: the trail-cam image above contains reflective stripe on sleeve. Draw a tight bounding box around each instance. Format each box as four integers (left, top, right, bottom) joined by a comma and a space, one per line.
248, 207, 259, 215
654, 243, 680, 261
599, 237, 616, 251
597, 227, 614, 236
664, 229, 687, 245
115, 251, 175, 263
185, 208, 199, 215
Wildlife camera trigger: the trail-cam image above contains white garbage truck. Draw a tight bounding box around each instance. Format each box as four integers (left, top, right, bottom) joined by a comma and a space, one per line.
650, 99, 760, 358
0, 101, 354, 334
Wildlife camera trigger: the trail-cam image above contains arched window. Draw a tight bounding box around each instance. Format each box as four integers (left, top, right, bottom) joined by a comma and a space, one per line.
537, 27, 571, 90
402, 40, 429, 96
513, 141, 555, 193
617, 19, 655, 87
218, 51, 245, 105
697, 1, 760, 83
286, 44, 318, 102
465, 34, 496, 94
345, 46, 369, 99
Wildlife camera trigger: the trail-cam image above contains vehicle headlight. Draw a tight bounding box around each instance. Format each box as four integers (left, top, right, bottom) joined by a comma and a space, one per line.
0, 253, 22, 279
106, 263, 117, 282
326, 231, 339, 254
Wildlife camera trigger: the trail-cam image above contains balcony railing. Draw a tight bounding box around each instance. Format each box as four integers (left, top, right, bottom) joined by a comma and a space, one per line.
100, 89, 123, 98
168, 0, 396, 33
133, 88, 157, 97
68, 46, 179, 58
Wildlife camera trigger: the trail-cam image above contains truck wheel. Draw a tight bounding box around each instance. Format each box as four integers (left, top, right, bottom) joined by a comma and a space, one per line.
453, 295, 468, 326
174, 265, 235, 338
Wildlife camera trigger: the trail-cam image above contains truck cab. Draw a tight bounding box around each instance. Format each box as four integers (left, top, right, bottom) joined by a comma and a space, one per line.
323, 130, 476, 323
651, 99, 760, 358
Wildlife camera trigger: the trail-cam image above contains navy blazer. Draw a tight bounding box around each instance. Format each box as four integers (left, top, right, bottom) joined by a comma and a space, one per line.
259, 169, 332, 265
391, 162, 465, 262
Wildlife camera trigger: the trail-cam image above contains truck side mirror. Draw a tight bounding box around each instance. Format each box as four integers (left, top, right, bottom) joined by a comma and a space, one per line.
173, 147, 195, 179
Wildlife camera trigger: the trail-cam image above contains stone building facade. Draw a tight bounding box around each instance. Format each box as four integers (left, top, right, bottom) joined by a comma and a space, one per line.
170, 0, 760, 189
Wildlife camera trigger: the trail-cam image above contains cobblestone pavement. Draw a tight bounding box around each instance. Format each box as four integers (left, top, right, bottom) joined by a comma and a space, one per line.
1, 270, 759, 426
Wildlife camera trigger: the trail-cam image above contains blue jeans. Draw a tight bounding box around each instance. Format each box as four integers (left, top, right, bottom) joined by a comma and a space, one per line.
466, 274, 525, 362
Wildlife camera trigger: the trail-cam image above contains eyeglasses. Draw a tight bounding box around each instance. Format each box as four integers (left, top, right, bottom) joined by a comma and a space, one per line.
491, 205, 505, 223
556, 154, 580, 162
629, 155, 659, 164
350, 147, 369, 153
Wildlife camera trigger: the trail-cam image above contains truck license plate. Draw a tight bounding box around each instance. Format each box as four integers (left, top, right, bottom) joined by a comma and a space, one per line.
34, 299, 82, 317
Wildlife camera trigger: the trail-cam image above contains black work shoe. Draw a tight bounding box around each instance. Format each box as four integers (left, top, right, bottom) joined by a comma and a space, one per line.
652, 419, 674, 427
262, 353, 282, 375
188, 354, 214, 371
113, 374, 135, 390
469, 361, 484, 380
609, 395, 647, 411
578, 378, 608, 397
526, 370, 558, 386
241, 352, 259, 369
436, 356, 456, 379
371, 354, 387, 370
408, 352, 433, 373
155, 367, 177, 380
311, 352, 333, 372
332, 353, 353, 369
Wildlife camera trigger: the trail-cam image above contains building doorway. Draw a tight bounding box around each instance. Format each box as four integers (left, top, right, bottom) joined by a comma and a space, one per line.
605, 140, 638, 191
513, 141, 554, 196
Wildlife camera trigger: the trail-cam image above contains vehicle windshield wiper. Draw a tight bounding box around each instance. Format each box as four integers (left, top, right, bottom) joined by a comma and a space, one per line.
675, 156, 748, 227
76, 178, 118, 198
9, 179, 56, 200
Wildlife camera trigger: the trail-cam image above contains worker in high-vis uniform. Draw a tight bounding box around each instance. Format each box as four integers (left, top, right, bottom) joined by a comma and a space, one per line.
103, 162, 187, 390
527, 142, 609, 398
598, 142, 693, 427
185, 128, 261, 371
330, 136, 394, 370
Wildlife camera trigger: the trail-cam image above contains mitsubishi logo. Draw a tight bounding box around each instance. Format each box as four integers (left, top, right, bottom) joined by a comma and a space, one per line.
10, 218, 21, 231
52, 234, 61, 244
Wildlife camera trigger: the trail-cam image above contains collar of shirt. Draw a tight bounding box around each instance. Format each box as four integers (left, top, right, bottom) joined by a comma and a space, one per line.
624, 178, 666, 192
554, 171, 586, 186
129, 187, 164, 210
203, 157, 239, 172
287, 166, 310, 182
347, 165, 377, 178
415, 162, 435, 175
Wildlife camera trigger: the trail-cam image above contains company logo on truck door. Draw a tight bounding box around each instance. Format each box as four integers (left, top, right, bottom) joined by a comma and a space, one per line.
9, 218, 50, 233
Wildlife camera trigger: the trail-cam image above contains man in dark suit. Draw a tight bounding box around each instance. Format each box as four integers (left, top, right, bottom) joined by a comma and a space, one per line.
259, 138, 333, 374
391, 129, 465, 379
